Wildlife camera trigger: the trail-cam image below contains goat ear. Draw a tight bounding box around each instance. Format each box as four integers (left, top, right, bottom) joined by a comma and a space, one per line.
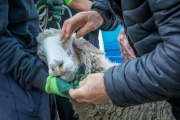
72, 35, 105, 54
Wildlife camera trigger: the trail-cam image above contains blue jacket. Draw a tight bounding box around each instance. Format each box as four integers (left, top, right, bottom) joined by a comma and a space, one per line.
0, 0, 48, 90
0, 1, 58, 120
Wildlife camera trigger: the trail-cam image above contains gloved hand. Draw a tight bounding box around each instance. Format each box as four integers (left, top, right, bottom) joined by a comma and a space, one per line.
45, 63, 86, 98
70, 63, 86, 88
35, 0, 64, 22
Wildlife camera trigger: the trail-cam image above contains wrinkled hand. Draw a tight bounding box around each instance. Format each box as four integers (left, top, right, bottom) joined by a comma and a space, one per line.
36, 0, 64, 22
69, 73, 110, 104
60, 11, 104, 40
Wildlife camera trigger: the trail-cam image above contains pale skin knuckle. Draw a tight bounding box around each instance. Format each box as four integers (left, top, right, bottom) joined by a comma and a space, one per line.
71, 95, 76, 99
70, 92, 77, 99
92, 23, 98, 30
88, 23, 96, 31
64, 19, 69, 25
69, 30, 74, 36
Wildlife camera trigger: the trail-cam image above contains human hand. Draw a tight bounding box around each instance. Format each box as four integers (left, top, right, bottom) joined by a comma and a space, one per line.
68, 0, 92, 12
60, 11, 104, 40
36, 0, 64, 22
45, 63, 86, 98
69, 73, 110, 104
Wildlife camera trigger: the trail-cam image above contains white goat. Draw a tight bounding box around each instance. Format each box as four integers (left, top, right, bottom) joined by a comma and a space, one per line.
37, 28, 175, 120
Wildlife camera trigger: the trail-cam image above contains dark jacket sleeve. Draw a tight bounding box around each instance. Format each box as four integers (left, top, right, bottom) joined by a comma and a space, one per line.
91, 0, 121, 31
91, 0, 114, 21
99, 19, 121, 31
0, 0, 48, 91
104, 0, 180, 107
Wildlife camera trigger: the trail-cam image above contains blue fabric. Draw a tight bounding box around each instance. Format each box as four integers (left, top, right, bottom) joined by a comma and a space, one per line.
0, 48, 57, 120
0, 0, 47, 91
0, 1, 57, 118
0, 72, 57, 120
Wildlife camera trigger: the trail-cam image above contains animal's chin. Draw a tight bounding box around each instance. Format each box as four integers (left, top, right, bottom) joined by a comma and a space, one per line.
59, 69, 76, 82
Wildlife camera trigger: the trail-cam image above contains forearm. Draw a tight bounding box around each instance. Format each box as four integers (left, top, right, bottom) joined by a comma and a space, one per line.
0, 1, 47, 90
99, 19, 121, 31
91, 0, 115, 21
0, 36, 48, 90
104, 49, 180, 107
103, 0, 180, 107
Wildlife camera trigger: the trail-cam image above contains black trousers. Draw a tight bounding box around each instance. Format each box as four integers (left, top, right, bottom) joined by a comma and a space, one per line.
56, 95, 78, 120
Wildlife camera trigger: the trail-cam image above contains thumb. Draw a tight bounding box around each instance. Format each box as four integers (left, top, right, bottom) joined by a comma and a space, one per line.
69, 88, 83, 99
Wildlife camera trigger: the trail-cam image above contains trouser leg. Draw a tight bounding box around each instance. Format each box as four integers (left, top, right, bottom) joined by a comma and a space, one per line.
56, 95, 78, 120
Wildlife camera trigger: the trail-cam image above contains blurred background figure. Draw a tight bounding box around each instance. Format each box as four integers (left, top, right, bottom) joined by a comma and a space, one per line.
118, 28, 136, 62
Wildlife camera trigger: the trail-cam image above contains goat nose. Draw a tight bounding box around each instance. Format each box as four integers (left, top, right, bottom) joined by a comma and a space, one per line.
50, 60, 64, 71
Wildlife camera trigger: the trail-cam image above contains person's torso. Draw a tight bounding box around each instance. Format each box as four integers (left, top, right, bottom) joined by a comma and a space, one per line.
7, 0, 39, 48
